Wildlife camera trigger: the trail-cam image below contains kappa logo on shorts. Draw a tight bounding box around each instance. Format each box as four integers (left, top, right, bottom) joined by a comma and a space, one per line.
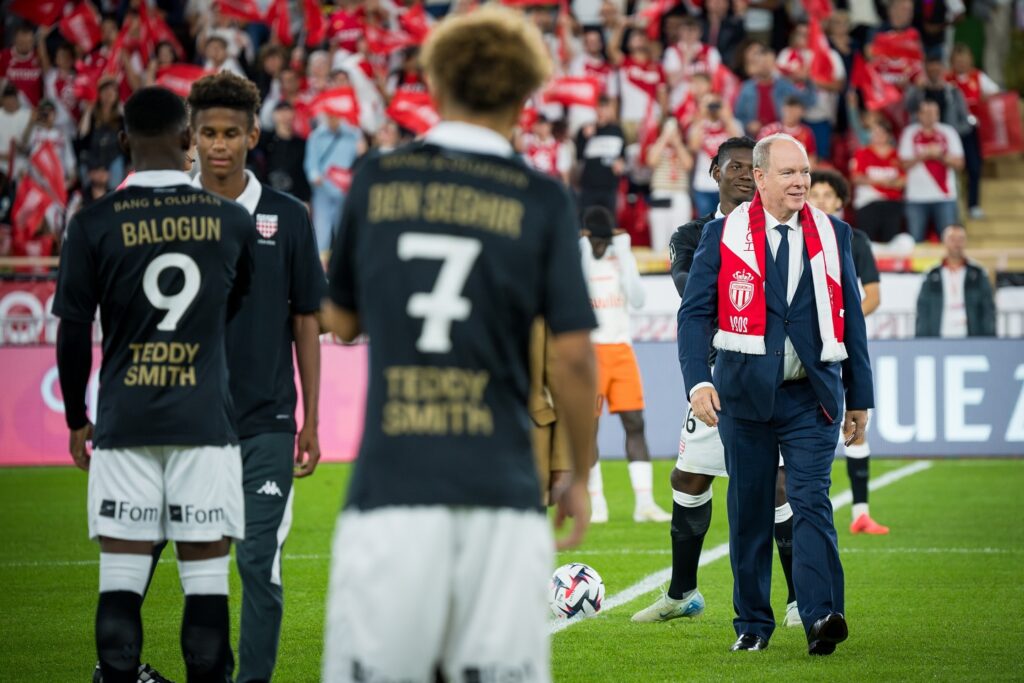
463, 662, 537, 683
256, 480, 284, 497
168, 504, 225, 524
100, 499, 159, 522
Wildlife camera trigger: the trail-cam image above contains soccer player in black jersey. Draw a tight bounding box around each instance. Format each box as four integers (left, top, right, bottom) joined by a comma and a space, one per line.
633, 137, 802, 628
53, 87, 255, 682
320, 7, 598, 682
187, 72, 327, 682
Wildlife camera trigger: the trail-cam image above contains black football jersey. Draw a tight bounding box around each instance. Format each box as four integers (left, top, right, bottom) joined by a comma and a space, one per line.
53, 171, 256, 449
221, 181, 327, 438
329, 140, 596, 511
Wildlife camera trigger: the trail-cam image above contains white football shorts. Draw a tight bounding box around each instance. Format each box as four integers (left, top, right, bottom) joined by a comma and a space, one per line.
675, 408, 785, 478
88, 445, 245, 543
323, 506, 553, 683
675, 406, 728, 477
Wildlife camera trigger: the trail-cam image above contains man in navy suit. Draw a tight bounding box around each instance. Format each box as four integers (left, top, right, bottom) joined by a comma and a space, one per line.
679, 134, 873, 655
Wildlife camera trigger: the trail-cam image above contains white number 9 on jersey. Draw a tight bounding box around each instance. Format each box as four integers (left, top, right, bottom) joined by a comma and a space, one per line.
397, 233, 482, 354
143, 253, 201, 331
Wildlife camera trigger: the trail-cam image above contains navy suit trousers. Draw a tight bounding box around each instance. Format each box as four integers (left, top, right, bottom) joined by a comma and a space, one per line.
718, 379, 844, 642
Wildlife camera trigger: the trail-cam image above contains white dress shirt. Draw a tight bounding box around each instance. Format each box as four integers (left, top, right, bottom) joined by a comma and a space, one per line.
765, 209, 807, 381
939, 264, 969, 338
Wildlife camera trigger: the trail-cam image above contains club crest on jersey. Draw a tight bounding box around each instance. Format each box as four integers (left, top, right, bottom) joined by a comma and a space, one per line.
256, 213, 278, 239
729, 270, 755, 311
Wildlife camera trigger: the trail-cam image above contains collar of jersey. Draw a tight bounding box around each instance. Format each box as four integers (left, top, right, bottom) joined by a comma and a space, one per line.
124, 170, 194, 189
424, 121, 514, 158
192, 169, 262, 215
715, 205, 725, 219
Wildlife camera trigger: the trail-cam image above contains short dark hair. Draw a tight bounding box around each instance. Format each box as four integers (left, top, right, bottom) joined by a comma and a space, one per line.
125, 87, 189, 137
783, 95, 805, 107
124, 86, 188, 137
188, 72, 262, 128
582, 206, 615, 238
810, 169, 849, 205
710, 136, 756, 175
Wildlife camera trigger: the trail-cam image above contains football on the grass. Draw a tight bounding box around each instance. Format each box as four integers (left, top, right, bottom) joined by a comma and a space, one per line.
549, 562, 604, 619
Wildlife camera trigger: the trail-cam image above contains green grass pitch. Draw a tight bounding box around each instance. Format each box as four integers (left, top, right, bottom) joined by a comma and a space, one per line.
1, 458, 1021, 681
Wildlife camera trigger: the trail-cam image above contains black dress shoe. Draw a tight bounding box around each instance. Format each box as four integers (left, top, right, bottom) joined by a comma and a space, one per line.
730, 634, 769, 651
807, 612, 849, 656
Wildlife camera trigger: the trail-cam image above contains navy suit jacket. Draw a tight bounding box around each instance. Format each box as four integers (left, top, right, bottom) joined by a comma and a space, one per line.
678, 213, 874, 423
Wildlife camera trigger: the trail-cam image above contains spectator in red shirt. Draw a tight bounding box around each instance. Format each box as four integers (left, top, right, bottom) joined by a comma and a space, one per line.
871, 0, 924, 88
42, 41, 79, 138
948, 44, 1000, 220
734, 43, 817, 139
850, 118, 906, 242
0, 24, 44, 107
758, 96, 818, 167
608, 10, 668, 144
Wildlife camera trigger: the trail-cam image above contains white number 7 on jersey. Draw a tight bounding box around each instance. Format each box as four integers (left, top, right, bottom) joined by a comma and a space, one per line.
397, 233, 482, 353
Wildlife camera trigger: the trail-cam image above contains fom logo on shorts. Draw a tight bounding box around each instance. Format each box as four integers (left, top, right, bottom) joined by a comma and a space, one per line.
168, 504, 225, 524
99, 499, 159, 522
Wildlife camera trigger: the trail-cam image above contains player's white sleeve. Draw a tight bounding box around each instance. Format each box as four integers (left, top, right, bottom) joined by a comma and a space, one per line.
612, 233, 645, 309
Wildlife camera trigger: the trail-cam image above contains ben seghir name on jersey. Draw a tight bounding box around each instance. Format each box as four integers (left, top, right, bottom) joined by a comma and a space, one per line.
368, 182, 523, 239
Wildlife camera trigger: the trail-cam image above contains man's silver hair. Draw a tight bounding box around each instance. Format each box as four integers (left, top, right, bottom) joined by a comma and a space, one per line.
752, 133, 808, 171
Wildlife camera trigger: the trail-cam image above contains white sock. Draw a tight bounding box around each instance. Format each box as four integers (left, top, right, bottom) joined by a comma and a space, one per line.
774, 502, 793, 524
845, 442, 871, 458
628, 461, 655, 509
99, 552, 151, 595
852, 503, 870, 521
588, 462, 604, 496
177, 555, 230, 595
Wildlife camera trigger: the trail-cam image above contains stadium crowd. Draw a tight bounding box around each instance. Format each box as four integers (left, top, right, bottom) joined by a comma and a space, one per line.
0, 0, 1014, 264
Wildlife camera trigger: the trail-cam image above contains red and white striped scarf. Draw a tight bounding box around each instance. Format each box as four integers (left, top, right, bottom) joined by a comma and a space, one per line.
715, 192, 847, 362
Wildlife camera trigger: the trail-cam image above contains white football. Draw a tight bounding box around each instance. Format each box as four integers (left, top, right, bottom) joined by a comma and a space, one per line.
549, 562, 605, 619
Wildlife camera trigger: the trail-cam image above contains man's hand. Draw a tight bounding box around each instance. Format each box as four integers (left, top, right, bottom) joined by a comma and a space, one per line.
549, 469, 572, 505
69, 422, 94, 471
690, 386, 721, 428
553, 479, 590, 551
843, 410, 869, 446
294, 424, 321, 478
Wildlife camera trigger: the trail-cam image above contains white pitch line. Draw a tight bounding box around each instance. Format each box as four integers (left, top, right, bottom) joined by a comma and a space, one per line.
549, 460, 934, 635
0, 463, 937, 573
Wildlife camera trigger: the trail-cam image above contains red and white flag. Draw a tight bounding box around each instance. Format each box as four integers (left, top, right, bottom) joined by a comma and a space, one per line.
542, 76, 602, 108
264, 0, 294, 47
640, 0, 678, 40
140, 2, 186, 62
313, 87, 361, 126
215, 0, 264, 22
808, 17, 838, 85
399, 2, 432, 45
387, 91, 439, 135
59, 3, 101, 54
364, 23, 416, 55
327, 9, 365, 53
304, 0, 328, 46
12, 176, 54, 235
9, 0, 66, 27
156, 64, 212, 98
325, 166, 353, 192
30, 142, 67, 207
851, 54, 901, 111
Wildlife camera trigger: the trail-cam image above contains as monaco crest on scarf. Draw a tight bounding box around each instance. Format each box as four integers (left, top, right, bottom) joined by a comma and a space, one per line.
256, 214, 279, 239
728, 270, 755, 312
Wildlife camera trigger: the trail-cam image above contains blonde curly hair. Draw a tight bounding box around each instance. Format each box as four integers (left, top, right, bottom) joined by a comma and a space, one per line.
420, 5, 551, 116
